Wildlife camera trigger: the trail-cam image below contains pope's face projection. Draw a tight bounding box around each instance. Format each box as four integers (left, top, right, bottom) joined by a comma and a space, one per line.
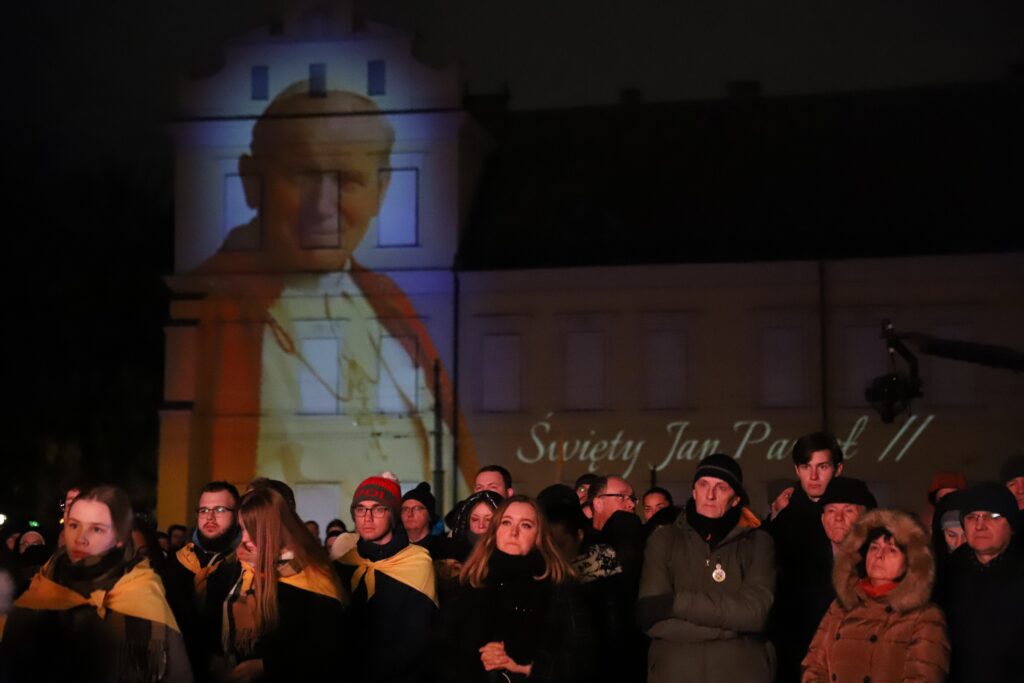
237, 91, 393, 272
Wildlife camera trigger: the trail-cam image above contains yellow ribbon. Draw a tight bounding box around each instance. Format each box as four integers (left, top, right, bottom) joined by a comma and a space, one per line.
235, 559, 341, 602
175, 543, 222, 597
1, 559, 179, 640
339, 543, 437, 607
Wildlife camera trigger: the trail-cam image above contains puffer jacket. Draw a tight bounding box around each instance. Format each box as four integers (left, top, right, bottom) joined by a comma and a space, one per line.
638, 505, 776, 683
802, 508, 949, 683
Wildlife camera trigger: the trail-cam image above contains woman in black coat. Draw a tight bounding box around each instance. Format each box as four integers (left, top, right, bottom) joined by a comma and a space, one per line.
440, 494, 594, 683
213, 487, 346, 683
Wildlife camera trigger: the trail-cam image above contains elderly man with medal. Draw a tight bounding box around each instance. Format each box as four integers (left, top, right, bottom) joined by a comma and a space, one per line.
637, 454, 777, 683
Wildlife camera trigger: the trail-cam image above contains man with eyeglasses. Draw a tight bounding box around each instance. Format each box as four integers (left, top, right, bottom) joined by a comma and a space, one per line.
583, 476, 648, 681
336, 475, 438, 683
401, 481, 440, 555
165, 480, 243, 677
937, 482, 1023, 683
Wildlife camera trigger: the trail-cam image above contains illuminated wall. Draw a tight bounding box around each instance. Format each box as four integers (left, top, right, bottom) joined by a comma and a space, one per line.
458, 255, 1024, 512
159, 4, 476, 528
158, 3, 1024, 528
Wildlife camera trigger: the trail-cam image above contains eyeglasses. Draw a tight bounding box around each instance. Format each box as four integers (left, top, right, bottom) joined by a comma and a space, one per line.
401, 505, 428, 515
597, 493, 638, 504
963, 511, 1004, 525
353, 505, 390, 519
197, 506, 234, 516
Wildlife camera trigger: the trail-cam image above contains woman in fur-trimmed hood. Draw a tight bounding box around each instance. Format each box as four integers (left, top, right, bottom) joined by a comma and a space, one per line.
802, 508, 950, 683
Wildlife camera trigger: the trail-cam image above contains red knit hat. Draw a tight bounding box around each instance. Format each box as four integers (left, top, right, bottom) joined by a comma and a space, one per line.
352, 476, 402, 517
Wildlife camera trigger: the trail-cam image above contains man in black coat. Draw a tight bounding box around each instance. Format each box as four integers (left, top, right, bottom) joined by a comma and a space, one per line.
762, 432, 845, 683
163, 481, 242, 680
335, 475, 439, 683
937, 482, 1024, 683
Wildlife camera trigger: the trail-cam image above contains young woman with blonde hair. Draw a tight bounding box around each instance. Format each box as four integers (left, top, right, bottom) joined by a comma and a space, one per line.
441, 494, 594, 682
216, 486, 346, 682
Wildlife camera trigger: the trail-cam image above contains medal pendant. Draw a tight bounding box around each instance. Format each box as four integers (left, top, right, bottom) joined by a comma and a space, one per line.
712, 563, 727, 583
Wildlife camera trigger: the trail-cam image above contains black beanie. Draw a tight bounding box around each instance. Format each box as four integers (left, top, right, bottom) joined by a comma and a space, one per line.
959, 482, 1018, 530
693, 454, 747, 504
538, 484, 587, 534
401, 482, 438, 523
818, 477, 878, 509
999, 454, 1024, 483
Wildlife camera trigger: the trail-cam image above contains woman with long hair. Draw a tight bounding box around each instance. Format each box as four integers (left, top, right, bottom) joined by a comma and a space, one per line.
0, 485, 192, 683
215, 486, 345, 682
802, 508, 949, 683
440, 494, 594, 683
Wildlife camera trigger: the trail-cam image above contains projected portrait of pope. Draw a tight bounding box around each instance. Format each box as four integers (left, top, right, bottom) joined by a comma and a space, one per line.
195, 81, 471, 511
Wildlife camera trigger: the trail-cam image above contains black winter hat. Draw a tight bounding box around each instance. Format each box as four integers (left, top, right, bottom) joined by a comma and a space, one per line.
538, 484, 587, 534
959, 482, 1018, 530
999, 454, 1024, 483
693, 454, 747, 504
818, 477, 878, 509
401, 482, 438, 523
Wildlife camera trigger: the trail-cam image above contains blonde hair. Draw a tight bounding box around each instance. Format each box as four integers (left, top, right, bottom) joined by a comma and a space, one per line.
460, 495, 576, 588
238, 487, 345, 634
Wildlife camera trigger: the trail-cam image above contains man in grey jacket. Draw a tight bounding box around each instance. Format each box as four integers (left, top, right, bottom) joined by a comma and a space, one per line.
637, 454, 776, 683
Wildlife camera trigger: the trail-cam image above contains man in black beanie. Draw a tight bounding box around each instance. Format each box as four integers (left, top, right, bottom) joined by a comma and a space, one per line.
999, 453, 1024, 513
638, 454, 775, 683
401, 481, 440, 555
938, 482, 1023, 683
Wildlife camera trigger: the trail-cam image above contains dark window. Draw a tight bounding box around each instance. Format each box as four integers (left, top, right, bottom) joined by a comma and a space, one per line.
367, 60, 386, 96
309, 63, 327, 97
251, 66, 269, 101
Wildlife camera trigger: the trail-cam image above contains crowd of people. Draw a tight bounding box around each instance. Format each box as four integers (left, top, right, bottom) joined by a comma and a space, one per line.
0, 438, 1021, 683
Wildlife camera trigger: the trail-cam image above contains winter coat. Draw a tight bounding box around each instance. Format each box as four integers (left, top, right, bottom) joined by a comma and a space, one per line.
335, 529, 438, 683
638, 504, 776, 683
935, 539, 1024, 683
802, 508, 949, 683
764, 486, 835, 683
439, 550, 595, 683
0, 552, 192, 683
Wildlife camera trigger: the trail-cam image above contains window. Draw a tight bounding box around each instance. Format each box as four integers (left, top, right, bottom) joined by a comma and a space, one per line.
759, 327, 808, 407
564, 331, 605, 410
309, 63, 327, 97
298, 338, 340, 414
376, 168, 418, 247
368, 60, 386, 96
378, 335, 418, 413
843, 324, 889, 407
925, 324, 976, 406
481, 334, 521, 412
251, 66, 269, 100
645, 330, 688, 409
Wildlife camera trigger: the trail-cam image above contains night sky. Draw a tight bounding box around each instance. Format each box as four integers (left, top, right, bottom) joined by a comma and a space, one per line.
0, 1, 1021, 523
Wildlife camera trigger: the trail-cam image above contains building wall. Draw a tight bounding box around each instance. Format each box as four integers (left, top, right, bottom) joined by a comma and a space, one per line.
458, 255, 1024, 513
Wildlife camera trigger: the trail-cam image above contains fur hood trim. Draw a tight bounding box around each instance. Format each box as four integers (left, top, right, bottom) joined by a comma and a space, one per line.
834, 508, 935, 613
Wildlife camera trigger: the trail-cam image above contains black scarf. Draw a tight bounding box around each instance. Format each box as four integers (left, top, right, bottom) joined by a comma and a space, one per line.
685, 498, 742, 548
195, 524, 241, 558
51, 547, 131, 597
487, 549, 546, 584
356, 523, 409, 561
